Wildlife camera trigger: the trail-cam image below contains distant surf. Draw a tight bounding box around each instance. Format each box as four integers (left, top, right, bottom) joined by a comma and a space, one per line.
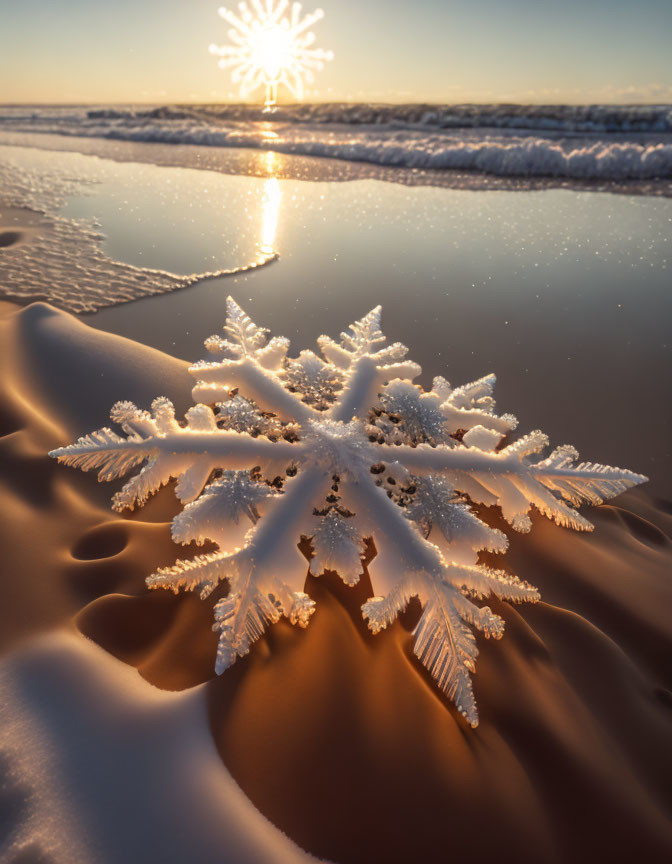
1, 103, 672, 182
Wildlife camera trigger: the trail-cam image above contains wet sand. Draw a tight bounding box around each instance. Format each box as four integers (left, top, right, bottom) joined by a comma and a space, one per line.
0, 300, 670, 863
2, 131, 671, 196
0, 207, 52, 251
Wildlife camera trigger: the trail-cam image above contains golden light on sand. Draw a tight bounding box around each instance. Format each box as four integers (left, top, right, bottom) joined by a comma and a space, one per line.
209, 1, 333, 107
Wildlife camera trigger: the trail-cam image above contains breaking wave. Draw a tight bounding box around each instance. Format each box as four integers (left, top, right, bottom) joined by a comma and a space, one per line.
1, 103, 671, 181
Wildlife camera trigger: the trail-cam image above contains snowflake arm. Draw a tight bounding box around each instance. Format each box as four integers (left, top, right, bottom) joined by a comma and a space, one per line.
191, 356, 317, 423
439, 374, 518, 435
50, 399, 299, 511
344, 474, 530, 726
361, 572, 495, 726
411, 582, 482, 725
149, 468, 324, 669
320, 307, 421, 423
191, 299, 319, 424
342, 475, 445, 593
379, 434, 647, 531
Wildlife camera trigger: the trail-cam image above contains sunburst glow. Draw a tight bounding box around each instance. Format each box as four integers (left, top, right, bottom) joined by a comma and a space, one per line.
209, 1, 334, 107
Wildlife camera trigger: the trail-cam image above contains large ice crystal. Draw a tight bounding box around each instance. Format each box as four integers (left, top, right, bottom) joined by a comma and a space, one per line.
51, 299, 647, 726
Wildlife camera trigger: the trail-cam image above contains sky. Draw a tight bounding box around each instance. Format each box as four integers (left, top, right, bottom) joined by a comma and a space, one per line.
1, 0, 671, 105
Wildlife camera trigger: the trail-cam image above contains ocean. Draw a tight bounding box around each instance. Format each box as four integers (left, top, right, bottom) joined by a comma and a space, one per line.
1, 102, 671, 186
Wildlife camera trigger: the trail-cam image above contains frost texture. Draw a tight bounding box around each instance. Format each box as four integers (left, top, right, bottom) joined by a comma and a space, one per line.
50, 298, 647, 726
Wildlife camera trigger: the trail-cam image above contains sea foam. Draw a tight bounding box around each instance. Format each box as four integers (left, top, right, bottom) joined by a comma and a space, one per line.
0, 103, 671, 182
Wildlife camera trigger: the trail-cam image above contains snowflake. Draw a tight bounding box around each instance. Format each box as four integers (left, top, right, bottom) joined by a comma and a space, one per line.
50, 298, 647, 727
209, 1, 334, 106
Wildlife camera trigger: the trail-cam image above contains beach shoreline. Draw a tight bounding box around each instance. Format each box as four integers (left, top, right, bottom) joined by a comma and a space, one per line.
2, 130, 671, 197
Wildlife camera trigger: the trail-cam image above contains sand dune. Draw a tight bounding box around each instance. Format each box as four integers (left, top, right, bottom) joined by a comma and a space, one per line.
0, 631, 322, 864
0, 301, 670, 864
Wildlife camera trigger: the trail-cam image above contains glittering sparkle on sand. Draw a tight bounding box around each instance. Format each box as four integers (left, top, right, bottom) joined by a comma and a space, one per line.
209, 1, 333, 107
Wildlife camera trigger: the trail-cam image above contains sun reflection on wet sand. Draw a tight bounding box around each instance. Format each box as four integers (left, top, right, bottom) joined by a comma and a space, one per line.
260, 151, 282, 256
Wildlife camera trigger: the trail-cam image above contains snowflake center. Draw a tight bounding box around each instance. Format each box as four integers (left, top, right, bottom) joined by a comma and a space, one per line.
304, 418, 370, 476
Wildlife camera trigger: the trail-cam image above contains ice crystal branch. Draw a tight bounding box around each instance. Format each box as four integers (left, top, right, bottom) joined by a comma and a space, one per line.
50, 297, 647, 727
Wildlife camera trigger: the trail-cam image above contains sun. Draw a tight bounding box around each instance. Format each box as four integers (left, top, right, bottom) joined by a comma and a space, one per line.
209, 1, 334, 108
248, 22, 294, 81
